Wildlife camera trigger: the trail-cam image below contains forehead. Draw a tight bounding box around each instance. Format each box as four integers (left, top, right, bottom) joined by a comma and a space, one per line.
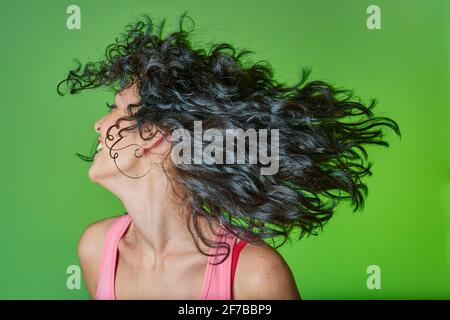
115, 84, 140, 105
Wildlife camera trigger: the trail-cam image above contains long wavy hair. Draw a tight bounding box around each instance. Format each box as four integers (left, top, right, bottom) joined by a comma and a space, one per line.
57, 12, 401, 264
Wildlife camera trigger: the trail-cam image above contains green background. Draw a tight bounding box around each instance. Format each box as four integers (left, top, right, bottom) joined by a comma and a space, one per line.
0, 0, 448, 299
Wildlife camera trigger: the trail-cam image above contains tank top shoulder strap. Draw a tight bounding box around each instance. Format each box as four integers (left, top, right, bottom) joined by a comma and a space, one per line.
200, 226, 247, 300
230, 238, 247, 299
95, 214, 131, 300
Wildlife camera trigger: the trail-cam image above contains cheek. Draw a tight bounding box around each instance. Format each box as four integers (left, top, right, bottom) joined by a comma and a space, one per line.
101, 116, 119, 138
102, 113, 136, 140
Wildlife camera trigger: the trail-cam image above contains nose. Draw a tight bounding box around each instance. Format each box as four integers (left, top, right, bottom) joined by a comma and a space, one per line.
94, 116, 104, 134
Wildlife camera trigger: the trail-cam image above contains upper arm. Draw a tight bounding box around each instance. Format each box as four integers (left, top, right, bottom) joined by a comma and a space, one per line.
233, 241, 301, 300
77, 217, 117, 298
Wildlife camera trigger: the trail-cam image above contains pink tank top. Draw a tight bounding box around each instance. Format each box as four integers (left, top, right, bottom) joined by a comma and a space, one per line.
95, 213, 247, 300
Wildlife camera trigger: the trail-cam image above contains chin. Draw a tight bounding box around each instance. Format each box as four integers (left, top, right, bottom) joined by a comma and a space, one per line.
88, 163, 102, 183
88, 160, 114, 185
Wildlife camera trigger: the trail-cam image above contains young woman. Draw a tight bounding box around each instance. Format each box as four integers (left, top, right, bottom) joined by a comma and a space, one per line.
57, 12, 400, 300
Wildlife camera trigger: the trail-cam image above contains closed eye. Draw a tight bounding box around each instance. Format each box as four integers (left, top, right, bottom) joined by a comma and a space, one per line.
105, 102, 117, 112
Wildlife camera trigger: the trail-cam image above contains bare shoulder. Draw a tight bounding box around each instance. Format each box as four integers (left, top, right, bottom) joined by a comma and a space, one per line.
78, 215, 122, 298
233, 240, 301, 300
78, 215, 121, 260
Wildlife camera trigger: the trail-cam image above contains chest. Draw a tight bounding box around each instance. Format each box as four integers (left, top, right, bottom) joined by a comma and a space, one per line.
114, 247, 209, 299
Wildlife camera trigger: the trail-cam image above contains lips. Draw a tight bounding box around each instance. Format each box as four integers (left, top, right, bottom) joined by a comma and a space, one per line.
96, 137, 103, 152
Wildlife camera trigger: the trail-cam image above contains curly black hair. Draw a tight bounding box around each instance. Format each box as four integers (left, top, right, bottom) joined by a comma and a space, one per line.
57, 12, 400, 264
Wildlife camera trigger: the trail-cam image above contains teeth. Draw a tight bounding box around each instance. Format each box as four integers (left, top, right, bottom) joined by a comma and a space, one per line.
96, 143, 103, 152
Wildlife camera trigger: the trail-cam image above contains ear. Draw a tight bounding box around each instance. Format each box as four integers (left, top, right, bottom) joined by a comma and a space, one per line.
140, 129, 165, 151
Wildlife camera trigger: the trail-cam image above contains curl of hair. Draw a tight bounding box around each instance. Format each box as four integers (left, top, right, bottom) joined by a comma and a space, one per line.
57, 12, 401, 264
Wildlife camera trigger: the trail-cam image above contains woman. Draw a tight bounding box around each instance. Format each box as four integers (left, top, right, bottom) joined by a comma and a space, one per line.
57, 12, 400, 300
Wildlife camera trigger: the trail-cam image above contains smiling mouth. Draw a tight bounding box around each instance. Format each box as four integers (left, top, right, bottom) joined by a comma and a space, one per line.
96, 142, 103, 153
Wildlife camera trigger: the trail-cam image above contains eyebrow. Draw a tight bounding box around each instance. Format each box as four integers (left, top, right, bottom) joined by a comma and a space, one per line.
114, 91, 122, 104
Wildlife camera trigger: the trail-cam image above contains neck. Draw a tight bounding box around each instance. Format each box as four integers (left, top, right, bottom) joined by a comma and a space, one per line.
112, 171, 217, 261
